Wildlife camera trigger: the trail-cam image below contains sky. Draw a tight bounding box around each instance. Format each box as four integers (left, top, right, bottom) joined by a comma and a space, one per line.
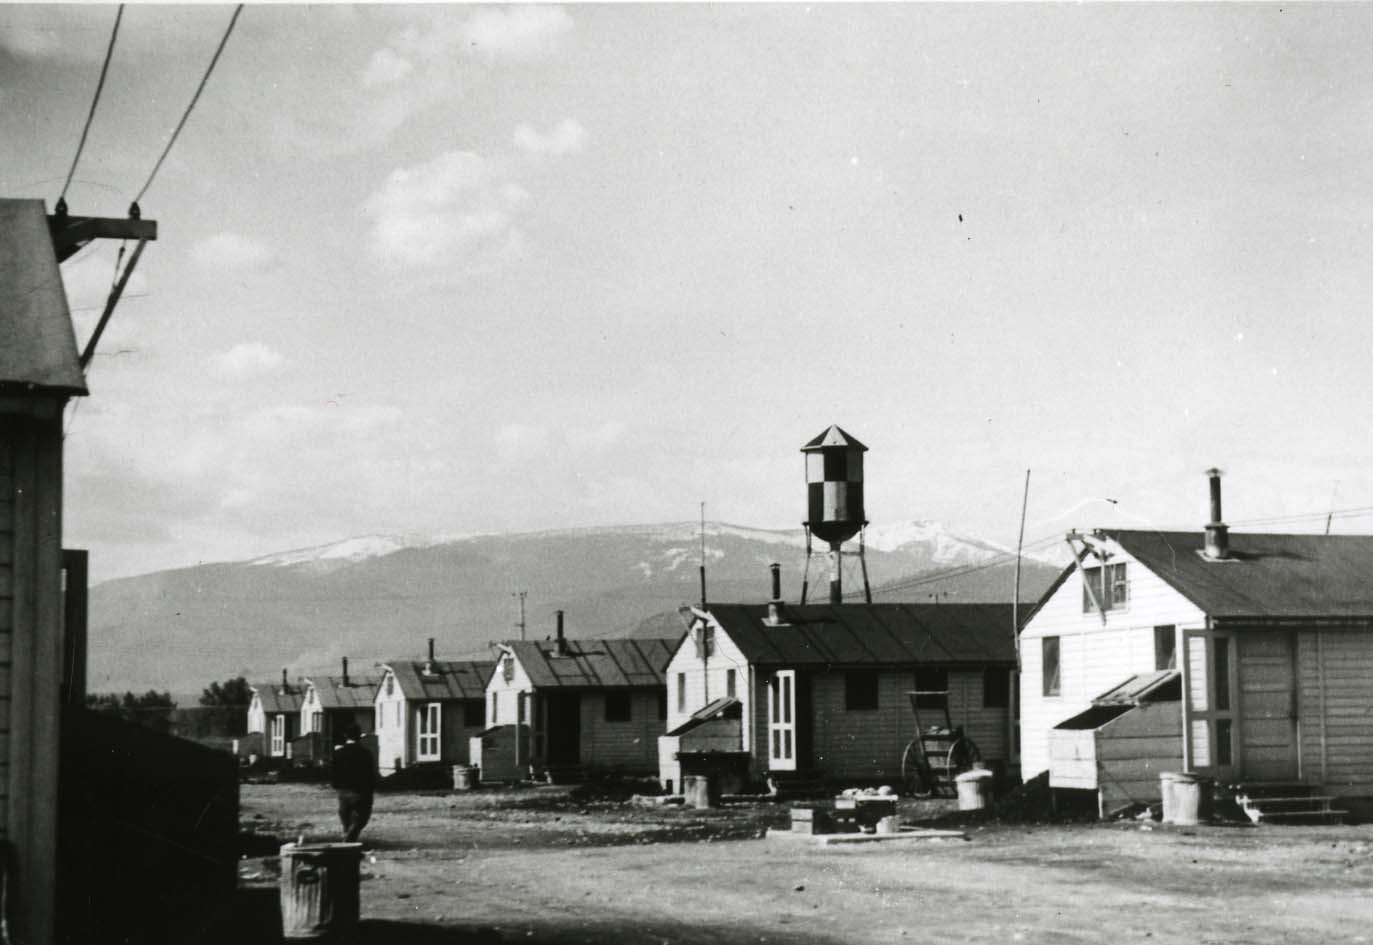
4, 3, 1373, 583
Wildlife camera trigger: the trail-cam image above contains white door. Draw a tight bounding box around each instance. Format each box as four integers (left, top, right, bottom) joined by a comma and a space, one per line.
1184, 630, 1238, 782
270, 715, 285, 757
417, 702, 441, 761
768, 670, 797, 771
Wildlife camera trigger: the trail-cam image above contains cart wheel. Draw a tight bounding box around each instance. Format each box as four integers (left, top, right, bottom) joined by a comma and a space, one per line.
944, 736, 982, 781
900, 740, 930, 797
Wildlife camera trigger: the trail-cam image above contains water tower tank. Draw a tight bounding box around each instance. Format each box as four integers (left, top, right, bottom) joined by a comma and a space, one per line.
802, 425, 867, 544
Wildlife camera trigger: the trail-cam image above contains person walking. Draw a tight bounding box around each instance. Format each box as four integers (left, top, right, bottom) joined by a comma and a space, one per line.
331, 724, 376, 842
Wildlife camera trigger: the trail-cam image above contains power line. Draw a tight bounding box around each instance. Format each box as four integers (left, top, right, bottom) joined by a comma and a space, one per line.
131, 3, 244, 207
59, 4, 124, 205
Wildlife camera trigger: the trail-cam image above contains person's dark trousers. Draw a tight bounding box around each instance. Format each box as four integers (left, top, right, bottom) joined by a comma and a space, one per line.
338, 789, 373, 842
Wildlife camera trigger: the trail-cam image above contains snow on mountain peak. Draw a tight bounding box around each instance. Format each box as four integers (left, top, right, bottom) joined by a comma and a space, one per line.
250, 535, 425, 568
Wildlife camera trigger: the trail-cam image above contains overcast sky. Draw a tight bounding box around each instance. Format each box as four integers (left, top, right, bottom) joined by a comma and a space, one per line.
4, 4, 1373, 582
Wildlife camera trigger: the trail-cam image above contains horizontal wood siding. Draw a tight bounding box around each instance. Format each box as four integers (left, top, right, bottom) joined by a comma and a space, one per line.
1298, 629, 1373, 793
1049, 730, 1098, 789
1096, 702, 1184, 810
578, 691, 661, 773
0, 431, 12, 832
1020, 546, 1203, 779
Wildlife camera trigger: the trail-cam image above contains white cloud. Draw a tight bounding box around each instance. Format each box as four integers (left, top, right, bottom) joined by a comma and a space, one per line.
364, 151, 530, 271
458, 6, 574, 62
211, 343, 285, 379
362, 47, 413, 86
392, 5, 573, 64
513, 119, 587, 157
191, 232, 273, 269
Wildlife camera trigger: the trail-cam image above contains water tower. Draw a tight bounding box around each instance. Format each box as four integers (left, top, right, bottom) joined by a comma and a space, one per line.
801, 425, 871, 604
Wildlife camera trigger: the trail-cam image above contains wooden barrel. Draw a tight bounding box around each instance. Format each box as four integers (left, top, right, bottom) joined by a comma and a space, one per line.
280, 842, 364, 940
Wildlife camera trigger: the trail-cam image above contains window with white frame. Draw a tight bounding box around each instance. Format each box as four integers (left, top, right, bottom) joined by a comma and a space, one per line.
1081, 563, 1128, 612
418, 702, 441, 761
270, 715, 285, 756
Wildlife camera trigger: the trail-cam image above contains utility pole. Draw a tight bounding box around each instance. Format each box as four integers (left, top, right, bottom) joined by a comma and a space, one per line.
513, 591, 527, 641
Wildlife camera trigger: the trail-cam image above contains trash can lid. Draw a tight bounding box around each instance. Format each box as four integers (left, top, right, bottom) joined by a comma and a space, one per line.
955, 769, 995, 781
280, 842, 364, 856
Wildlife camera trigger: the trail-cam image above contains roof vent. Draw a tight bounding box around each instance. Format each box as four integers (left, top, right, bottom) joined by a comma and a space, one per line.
1203, 467, 1229, 560
554, 610, 568, 657
423, 637, 436, 676
764, 563, 788, 626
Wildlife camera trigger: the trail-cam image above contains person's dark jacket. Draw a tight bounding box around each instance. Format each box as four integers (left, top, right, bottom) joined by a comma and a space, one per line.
331, 739, 377, 793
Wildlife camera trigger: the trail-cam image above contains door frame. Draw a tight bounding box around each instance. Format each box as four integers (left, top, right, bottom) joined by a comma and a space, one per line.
1182, 628, 1240, 781
767, 670, 798, 772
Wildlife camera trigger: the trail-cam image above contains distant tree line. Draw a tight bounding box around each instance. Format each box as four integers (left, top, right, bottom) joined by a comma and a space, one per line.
85, 676, 253, 739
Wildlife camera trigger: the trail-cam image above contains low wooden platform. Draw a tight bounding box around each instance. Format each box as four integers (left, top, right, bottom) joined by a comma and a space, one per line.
766, 827, 967, 846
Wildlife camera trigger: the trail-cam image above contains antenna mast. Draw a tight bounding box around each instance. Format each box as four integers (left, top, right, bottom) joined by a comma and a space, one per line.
1012, 469, 1031, 670
699, 501, 708, 610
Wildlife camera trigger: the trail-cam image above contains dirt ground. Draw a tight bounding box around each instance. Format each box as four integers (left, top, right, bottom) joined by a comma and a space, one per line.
237, 782, 1373, 944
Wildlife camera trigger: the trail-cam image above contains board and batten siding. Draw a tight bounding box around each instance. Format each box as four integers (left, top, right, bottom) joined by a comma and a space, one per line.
1297, 629, 1373, 794
808, 669, 1009, 781
663, 621, 752, 750
576, 690, 662, 772
1019, 548, 1204, 779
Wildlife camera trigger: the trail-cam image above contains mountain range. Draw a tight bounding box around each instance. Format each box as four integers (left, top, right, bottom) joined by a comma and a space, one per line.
86, 520, 1064, 694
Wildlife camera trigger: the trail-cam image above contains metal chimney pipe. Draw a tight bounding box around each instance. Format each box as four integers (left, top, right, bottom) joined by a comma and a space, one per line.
767, 563, 785, 625
281, 668, 288, 692
428, 637, 435, 662
555, 610, 567, 655
341, 656, 350, 687
1203, 468, 1229, 560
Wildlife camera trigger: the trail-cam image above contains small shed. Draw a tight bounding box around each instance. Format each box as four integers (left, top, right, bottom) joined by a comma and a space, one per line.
374, 656, 493, 776
1049, 670, 1183, 815
658, 696, 749, 795
297, 661, 378, 765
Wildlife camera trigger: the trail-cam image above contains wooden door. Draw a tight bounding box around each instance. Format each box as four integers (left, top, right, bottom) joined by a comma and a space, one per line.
545, 693, 581, 765
767, 671, 797, 771
1237, 632, 1298, 781
1184, 630, 1238, 782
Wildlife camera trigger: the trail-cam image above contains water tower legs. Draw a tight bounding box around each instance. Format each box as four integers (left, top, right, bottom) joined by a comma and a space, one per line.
829, 541, 843, 604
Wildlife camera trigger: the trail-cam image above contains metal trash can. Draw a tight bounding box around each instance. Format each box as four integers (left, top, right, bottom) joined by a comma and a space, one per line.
955, 768, 995, 811
280, 841, 364, 940
683, 774, 719, 809
452, 764, 478, 790
1160, 771, 1213, 825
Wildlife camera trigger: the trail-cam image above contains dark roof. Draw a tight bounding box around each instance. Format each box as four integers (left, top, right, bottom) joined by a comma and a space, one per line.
504, 638, 679, 689
305, 675, 380, 709
705, 603, 1016, 666
252, 684, 302, 714
1109, 529, 1373, 620
1093, 670, 1180, 706
386, 660, 493, 701
0, 199, 86, 395
802, 424, 866, 451
666, 696, 741, 737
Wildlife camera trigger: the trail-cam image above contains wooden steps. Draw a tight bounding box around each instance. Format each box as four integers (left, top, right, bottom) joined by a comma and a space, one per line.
1225, 782, 1348, 826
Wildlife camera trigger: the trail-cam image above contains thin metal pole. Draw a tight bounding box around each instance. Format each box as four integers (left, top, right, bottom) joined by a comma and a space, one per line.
1013, 469, 1031, 670
513, 591, 527, 641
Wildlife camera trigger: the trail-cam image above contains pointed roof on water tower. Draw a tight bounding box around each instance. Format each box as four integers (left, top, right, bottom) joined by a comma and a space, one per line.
801, 424, 867, 452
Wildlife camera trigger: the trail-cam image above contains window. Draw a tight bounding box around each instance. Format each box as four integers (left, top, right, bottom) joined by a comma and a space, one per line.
604, 692, 632, 722
490, 692, 499, 724
676, 673, 686, 713
983, 668, 1010, 708
417, 702, 441, 761
845, 670, 879, 711
1081, 563, 1129, 613
1214, 638, 1230, 711
502, 655, 515, 683
913, 668, 948, 709
270, 715, 285, 756
726, 669, 737, 699
464, 700, 485, 728
1042, 637, 1061, 697
312, 710, 323, 734
1154, 625, 1177, 671
376, 705, 384, 730
693, 625, 715, 658
393, 702, 400, 727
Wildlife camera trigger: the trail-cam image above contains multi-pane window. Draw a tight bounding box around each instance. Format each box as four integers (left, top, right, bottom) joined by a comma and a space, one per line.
1042, 637, 1061, 697
726, 669, 737, 699
676, 673, 687, 713
417, 702, 441, 761
845, 670, 879, 711
1154, 625, 1177, 671
1081, 563, 1129, 612
270, 715, 285, 756
604, 692, 632, 722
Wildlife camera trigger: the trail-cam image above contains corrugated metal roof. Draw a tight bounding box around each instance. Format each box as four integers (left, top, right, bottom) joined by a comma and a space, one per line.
707, 603, 1016, 666
0, 199, 86, 394
305, 675, 380, 709
387, 660, 494, 701
252, 683, 303, 714
505, 638, 679, 689
1110, 529, 1373, 620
